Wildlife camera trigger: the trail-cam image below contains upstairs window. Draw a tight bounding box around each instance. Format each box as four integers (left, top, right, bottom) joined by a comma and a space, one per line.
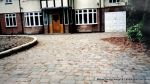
109, 0, 120, 3
5, 13, 17, 27
5, 0, 12, 4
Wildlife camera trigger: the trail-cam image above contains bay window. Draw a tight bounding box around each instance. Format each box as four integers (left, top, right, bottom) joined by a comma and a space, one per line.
75, 9, 97, 25
24, 12, 43, 27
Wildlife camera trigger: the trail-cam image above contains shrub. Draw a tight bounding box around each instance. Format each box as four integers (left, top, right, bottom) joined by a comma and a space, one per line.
127, 22, 143, 42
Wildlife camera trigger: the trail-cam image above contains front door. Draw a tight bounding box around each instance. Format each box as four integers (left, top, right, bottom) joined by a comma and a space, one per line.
52, 15, 61, 33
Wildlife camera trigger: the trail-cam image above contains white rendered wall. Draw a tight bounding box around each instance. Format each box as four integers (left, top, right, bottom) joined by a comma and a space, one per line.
21, 0, 41, 12
0, 0, 41, 13
0, 0, 20, 13
74, 0, 99, 9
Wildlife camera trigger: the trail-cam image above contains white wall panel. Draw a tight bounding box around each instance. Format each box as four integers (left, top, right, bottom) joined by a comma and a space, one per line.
42, 1, 47, 8
63, 0, 68, 7
55, 0, 61, 7
21, 0, 41, 12
48, 0, 54, 8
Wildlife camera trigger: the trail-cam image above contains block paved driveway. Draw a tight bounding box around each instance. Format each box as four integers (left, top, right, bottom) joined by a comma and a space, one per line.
0, 33, 150, 84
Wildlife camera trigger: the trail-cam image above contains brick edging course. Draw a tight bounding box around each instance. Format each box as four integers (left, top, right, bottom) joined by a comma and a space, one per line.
0, 36, 38, 56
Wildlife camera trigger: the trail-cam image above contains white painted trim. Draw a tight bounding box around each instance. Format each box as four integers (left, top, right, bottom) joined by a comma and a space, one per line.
76, 23, 98, 25
5, 13, 17, 27
75, 9, 97, 25
24, 12, 43, 27
109, 0, 120, 3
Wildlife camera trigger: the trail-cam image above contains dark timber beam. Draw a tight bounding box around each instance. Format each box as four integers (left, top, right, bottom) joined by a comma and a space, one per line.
67, 0, 71, 33
42, 10, 45, 33
46, 0, 48, 7
61, 0, 65, 33
53, 0, 56, 7
61, 0, 63, 7
48, 13, 50, 33
67, 0, 69, 7
40, 0, 42, 8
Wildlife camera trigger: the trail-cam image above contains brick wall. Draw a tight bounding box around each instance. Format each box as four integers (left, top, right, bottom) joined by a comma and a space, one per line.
0, 13, 23, 34
24, 26, 44, 34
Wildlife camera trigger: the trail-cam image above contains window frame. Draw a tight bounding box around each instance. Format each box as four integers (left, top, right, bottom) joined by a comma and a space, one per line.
5, 13, 17, 27
109, 0, 120, 3
5, 0, 12, 4
75, 9, 97, 25
24, 12, 43, 27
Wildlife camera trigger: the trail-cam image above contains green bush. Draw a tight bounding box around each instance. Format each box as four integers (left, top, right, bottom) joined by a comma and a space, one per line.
127, 22, 143, 42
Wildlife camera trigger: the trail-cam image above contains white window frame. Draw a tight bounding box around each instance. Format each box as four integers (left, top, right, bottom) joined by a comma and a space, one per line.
24, 12, 43, 27
75, 9, 97, 25
5, 13, 17, 27
5, 0, 12, 4
109, 0, 120, 3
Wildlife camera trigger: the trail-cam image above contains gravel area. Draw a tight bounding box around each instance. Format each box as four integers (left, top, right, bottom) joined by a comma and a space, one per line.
0, 36, 34, 52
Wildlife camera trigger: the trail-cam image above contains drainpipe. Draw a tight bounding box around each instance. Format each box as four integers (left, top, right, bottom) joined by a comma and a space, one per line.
99, 0, 102, 32
19, 0, 24, 34
0, 19, 1, 34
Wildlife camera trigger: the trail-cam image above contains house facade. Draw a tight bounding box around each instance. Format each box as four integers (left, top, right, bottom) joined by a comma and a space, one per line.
0, 0, 128, 34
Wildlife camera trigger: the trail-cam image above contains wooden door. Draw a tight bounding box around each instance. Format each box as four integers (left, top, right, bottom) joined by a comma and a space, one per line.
52, 15, 61, 33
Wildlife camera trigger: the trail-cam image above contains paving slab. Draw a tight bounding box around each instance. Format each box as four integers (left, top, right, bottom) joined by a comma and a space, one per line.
0, 33, 150, 84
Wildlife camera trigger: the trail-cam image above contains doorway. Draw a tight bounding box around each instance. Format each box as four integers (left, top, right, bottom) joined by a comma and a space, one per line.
49, 14, 64, 33
52, 15, 61, 33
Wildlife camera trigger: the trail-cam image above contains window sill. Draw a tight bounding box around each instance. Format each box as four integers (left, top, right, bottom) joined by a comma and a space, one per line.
25, 25, 43, 27
76, 23, 98, 25
5, 3, 13, 4
6, 26, 17, 28
64, 23, 73, 25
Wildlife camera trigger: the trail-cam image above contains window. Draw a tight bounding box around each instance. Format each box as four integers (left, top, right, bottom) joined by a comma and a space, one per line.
64, 10, 69, 24
75, 9, 97, 25
109, 0, 120, 3
5, 13, 17, 27
24, 12, 43, 27
43, 12, 48, 25
5, 0, 12, 4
